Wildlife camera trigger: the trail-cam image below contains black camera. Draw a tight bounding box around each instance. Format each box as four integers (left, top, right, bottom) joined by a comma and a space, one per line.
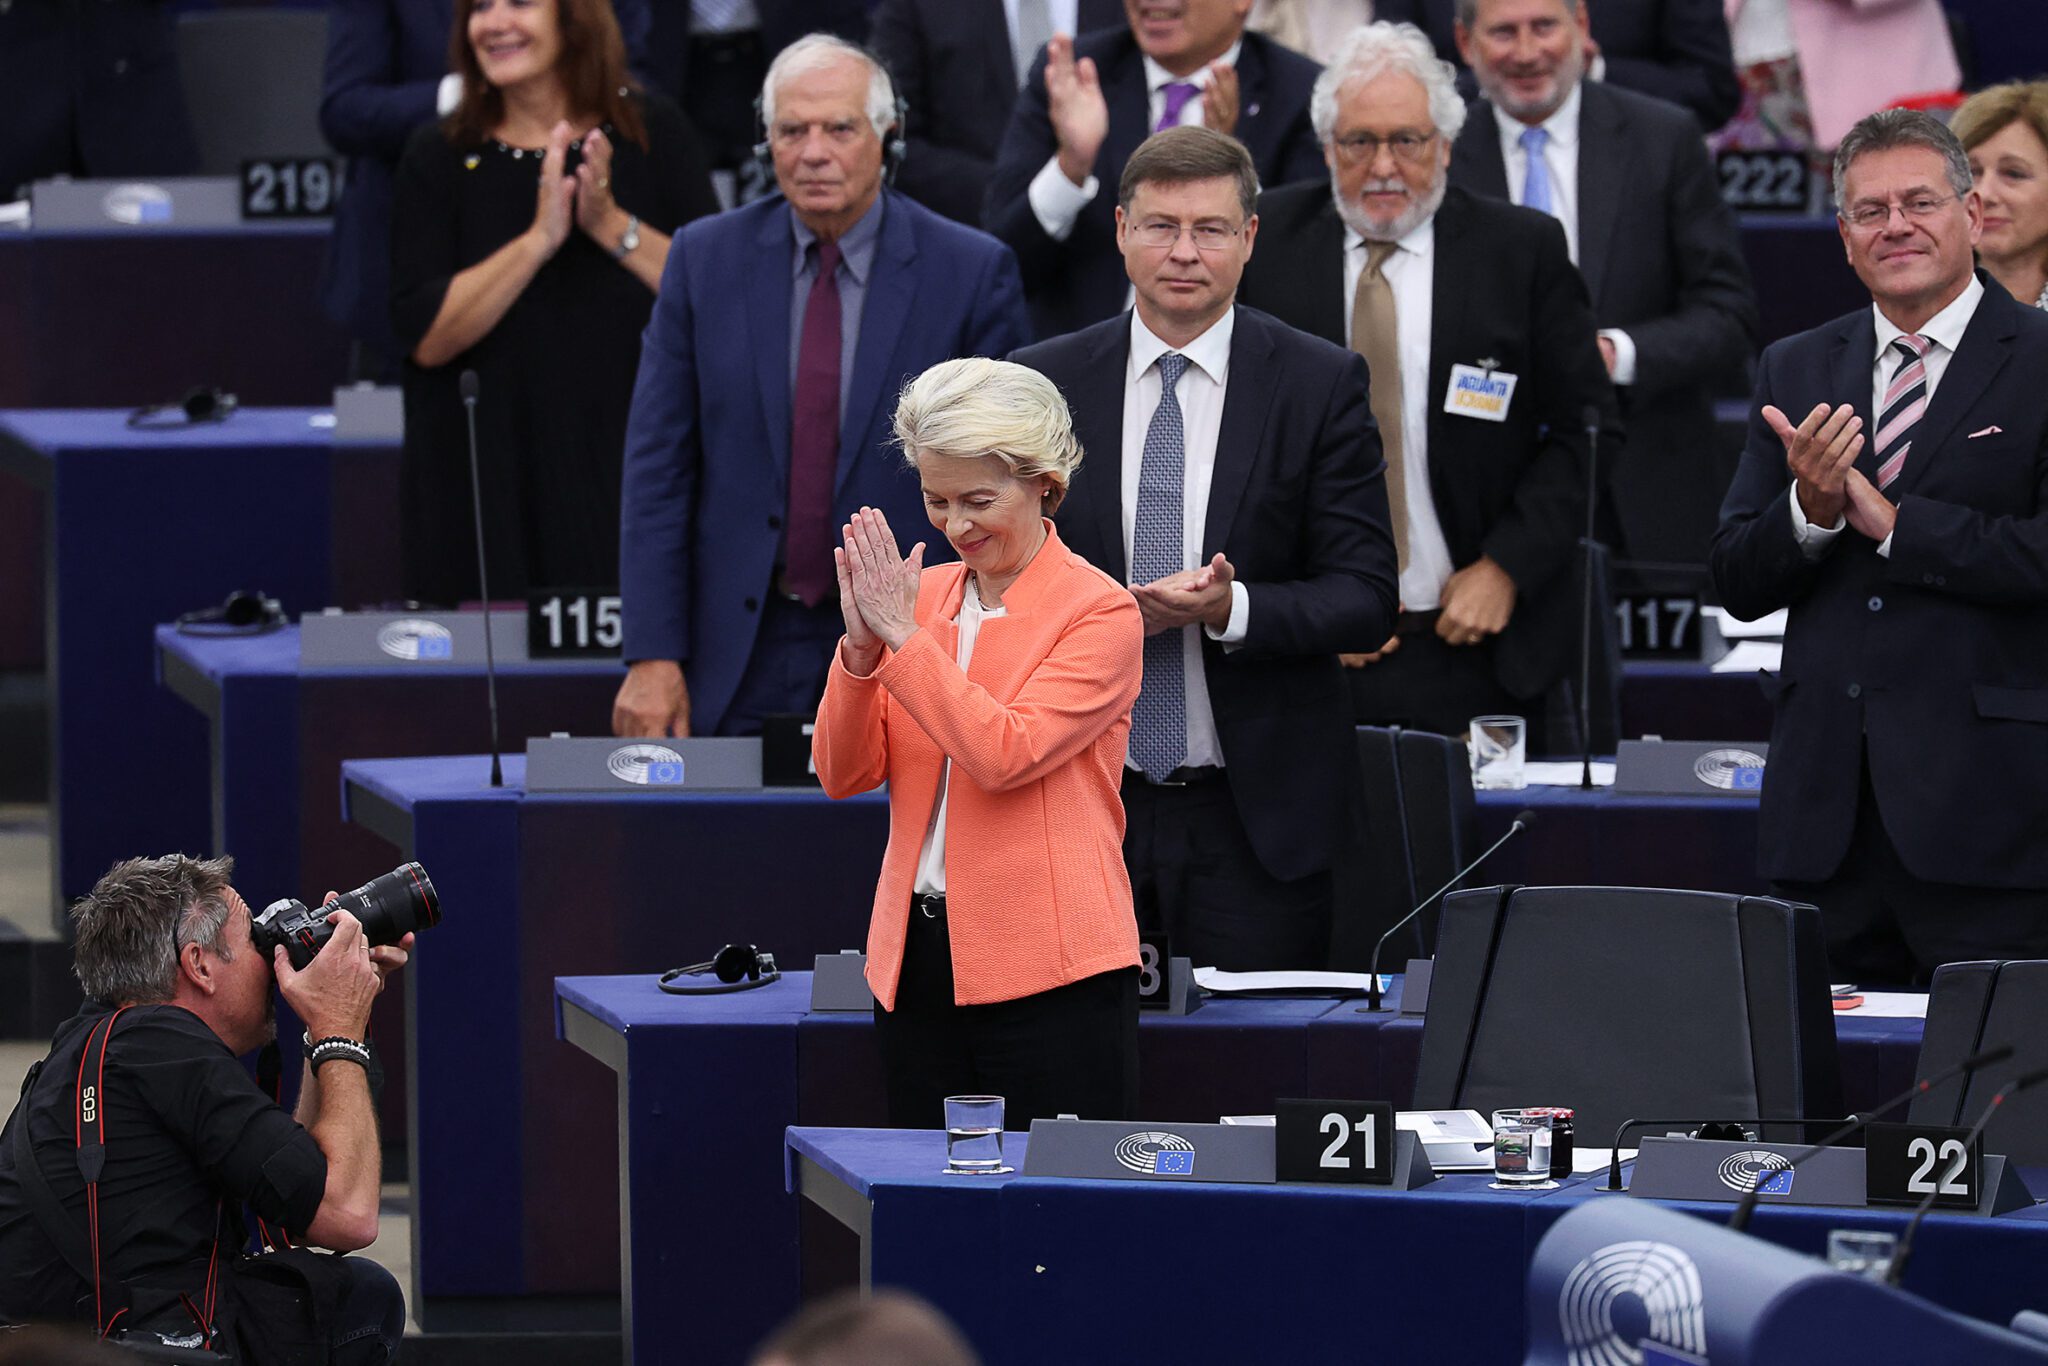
253, 862, 441, 970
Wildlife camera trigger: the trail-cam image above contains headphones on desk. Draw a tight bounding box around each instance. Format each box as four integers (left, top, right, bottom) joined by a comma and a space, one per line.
659, 944, 782, 995
127, 386, 239, 429
751, 47, 909, 187
176, 589, 286, 637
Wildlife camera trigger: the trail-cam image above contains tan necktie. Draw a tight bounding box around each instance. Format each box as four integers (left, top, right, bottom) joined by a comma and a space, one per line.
1349, 239, 1409, 572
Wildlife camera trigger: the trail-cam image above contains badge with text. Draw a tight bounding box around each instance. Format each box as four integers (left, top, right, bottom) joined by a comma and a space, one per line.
241, 157, 345, 219
1444, 362, 1517, 422
1614, 592, 1703, 658
1136, 931, 1171, 1009
1865, 1122, 1982, 1209
528, 589, 623, 658
1715, 149, 1812, 214
1276, 1099, 1394, 1184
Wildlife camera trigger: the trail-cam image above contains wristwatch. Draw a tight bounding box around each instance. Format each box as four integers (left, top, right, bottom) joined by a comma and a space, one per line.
610, 214, 640, 261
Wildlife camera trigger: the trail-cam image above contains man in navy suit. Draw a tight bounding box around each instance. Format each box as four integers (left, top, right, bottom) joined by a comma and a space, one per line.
1014, 127, 1398, 970
1713, 110, 2048, 982
984, 0, 1326, 339
614, 34, 1031, 739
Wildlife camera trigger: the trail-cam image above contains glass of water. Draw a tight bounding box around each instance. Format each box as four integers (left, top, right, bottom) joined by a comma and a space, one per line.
1470, 715, 1528, 790
1491, 1109, 1556, 1189
944, 1095, 1011, 1175
1827, 1229, 1897, 1282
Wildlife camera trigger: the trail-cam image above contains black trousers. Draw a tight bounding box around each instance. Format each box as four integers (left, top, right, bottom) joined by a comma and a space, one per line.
1774, 749, 2048, 986
1121, 768, 1332, 971
873, 901, 1138, 1130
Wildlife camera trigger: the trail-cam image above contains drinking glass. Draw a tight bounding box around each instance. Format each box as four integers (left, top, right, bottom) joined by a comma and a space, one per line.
1470, 715, 1528, 790
1491, 1108, 1556, 1189
944, 1095, 1010, 1174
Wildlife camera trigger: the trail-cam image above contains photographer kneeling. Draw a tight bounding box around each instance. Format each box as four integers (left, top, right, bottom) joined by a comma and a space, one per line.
0, 855, 409, 1362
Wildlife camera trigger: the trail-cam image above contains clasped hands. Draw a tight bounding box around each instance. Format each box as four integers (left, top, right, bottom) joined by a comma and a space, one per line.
836, 508, 926, 674
1764, 402, 1896, 543
1045, 34, 1237, 185
530, 122, 630, 259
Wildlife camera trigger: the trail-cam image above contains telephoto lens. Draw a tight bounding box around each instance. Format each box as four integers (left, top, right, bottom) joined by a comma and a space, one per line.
253, 862, 440, 970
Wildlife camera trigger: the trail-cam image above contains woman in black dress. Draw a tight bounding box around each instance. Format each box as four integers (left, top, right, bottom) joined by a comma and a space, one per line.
391, 0, 717, 603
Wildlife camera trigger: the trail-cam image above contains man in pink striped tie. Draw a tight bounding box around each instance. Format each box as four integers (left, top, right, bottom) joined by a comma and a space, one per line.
1711, 108, 2048, 984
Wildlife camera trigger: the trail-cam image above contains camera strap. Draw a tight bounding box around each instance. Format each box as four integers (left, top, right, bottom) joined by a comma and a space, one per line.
11, 1007, 224, 1346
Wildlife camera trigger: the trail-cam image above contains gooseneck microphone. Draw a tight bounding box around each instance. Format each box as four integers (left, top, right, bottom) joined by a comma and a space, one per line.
1577, 404, 1601, 791
1725, 1042, 2016, 1232
460, 368, 505, 788
1361, 810, 1536, 1013
1886, 1065, 2048, 1288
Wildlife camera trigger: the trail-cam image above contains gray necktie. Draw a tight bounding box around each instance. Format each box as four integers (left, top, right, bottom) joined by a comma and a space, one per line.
1129, 353, 1190, 782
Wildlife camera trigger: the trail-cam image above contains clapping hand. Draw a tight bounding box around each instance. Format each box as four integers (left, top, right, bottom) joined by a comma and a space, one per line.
839, 508, 925, 657
1201, 62, 1240, 135
1764, 402, 1863, 529
531, 120, 578, 258
573, 126, 621, 243
1045, 33, 1108, 186
1132, 553, 1235, 636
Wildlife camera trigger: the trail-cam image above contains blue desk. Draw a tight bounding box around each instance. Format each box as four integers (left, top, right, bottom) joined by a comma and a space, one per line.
557, 970, 1922, 1366
1474, 782, 1765, 896
787, 1126, 2048, 1366
156, 625, 620, 910
342, 758, 889, 1321
0, 409, 398, 919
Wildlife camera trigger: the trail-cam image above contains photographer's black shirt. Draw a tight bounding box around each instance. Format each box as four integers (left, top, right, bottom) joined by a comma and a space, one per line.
0, 1002, 327, 1322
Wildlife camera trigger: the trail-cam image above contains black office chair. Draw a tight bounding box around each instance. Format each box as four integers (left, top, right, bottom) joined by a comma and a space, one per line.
1909, 960, 2048, 1164
1329, 727, 1480, 971
1412, 885, 1843, 1146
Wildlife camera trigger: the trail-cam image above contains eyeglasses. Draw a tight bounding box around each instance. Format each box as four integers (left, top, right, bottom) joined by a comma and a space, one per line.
1127, 219, 1245, 251
1329, 129, 1439, 165
1839, 193, 1960, 230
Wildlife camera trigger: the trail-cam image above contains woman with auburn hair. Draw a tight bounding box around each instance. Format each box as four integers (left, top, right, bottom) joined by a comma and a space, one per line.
813, 358, 1146, 1129
390, 0, 716, 604
1953, 82, 2048, 312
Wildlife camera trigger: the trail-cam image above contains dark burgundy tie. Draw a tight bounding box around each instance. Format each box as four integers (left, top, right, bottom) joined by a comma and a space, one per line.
785, 239, 842, 606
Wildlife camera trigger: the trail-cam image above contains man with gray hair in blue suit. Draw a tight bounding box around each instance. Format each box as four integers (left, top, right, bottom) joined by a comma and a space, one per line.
614, 33, 1032, 738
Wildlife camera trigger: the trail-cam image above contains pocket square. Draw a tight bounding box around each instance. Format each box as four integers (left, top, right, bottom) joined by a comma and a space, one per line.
1969, 425, 2004, 438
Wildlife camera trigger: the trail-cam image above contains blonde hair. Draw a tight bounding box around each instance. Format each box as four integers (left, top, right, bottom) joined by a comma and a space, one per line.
1951, 81, 2048, 161
892, 359, 1083, 510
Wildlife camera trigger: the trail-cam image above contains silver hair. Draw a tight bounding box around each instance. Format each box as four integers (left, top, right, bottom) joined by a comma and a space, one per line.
1311, 23, 1468, 145
893, 358, 1084, 503
760, 33, 898, 139
71, 855, 238, 1005
1455, 0, 1584, 25
1832, 108, 1974, 210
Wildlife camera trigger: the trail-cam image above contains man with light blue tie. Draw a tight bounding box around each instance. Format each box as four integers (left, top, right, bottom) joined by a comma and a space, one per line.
984, 0, 1327, 339
1013, 128, 1398, 970
1448, 0, 1756, 571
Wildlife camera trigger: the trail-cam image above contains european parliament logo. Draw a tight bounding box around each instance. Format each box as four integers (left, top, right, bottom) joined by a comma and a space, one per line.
376, 618, 455, 661
608, 744, 687, 786
1113, 1130, 1196, 1176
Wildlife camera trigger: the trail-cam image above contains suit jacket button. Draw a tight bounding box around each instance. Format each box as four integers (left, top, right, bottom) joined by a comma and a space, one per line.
744, 597, 759, 612
1936, 575, 1947, 587
1847, 683, 1862, 699
1867, 596, 1882, 612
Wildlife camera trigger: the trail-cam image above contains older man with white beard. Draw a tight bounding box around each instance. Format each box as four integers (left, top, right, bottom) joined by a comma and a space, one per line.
1237, 20, 1616, 748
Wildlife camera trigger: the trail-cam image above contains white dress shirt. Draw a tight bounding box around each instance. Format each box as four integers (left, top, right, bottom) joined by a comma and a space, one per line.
1122, 309, 1250, 771
1492, 84, 1638, 384
1027, 41, 1244, 241
1341, 218, 1457, 610
1790, 273, 1984, 559
912, 576, 1007, 895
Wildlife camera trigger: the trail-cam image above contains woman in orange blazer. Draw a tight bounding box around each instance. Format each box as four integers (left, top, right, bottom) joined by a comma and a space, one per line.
812, 357, 1145, 1129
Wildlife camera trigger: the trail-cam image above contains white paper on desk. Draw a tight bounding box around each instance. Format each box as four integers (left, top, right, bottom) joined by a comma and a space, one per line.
1711, 640, 1783, 674
1523, 760, 1616, 786
1575, 1147, 1637, 1175
1838, 991, 1929, 1018
1703, 605, 1787, 639
1192, 968, 1384, 996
